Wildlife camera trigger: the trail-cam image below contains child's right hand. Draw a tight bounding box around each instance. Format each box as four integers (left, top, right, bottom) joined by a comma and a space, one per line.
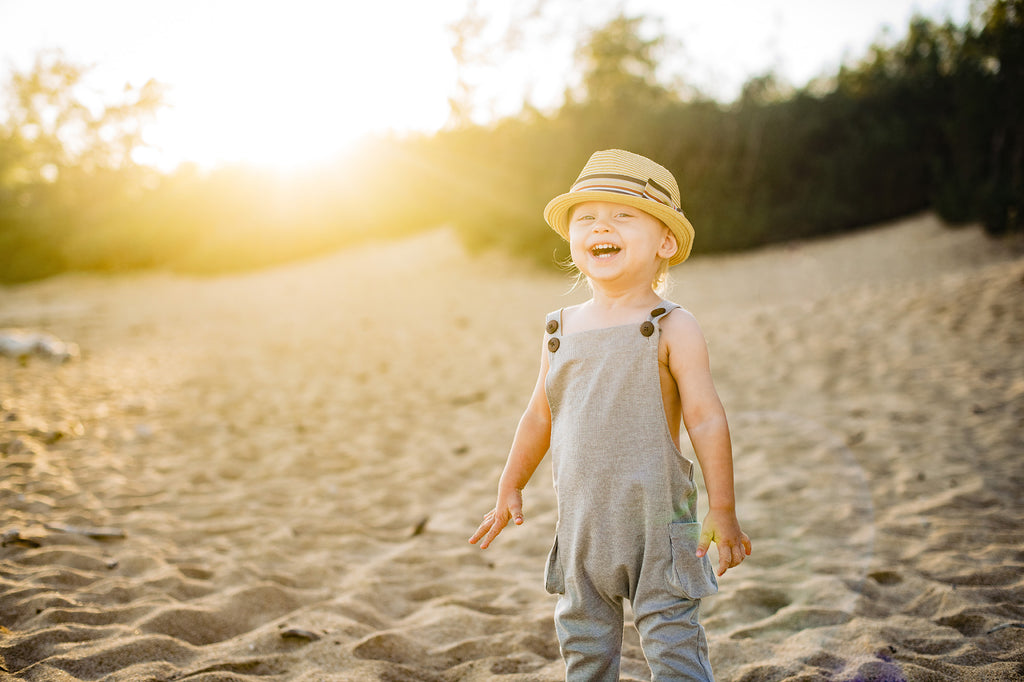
468, 489, 524, 549
697, 508, 752, 576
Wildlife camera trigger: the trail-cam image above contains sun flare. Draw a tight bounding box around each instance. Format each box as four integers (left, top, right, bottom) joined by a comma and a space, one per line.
4, 0, 972, 173
122, 3, 462, 171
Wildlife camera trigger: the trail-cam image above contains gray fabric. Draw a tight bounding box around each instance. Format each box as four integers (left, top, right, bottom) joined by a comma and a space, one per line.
543, 302, 718, 681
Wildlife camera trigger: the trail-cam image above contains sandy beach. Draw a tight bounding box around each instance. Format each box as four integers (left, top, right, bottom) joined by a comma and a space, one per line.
1, 213, 1022, 681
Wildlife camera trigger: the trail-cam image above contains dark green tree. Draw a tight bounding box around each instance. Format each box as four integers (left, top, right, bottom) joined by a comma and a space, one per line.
949, 0, 1023, 233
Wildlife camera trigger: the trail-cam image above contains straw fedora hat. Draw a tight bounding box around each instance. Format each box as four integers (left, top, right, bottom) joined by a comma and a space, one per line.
543, 149, 695, 265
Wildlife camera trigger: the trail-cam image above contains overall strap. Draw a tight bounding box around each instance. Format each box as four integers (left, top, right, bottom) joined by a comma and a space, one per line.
639, 302, 680, 337
545, 309, 563, 353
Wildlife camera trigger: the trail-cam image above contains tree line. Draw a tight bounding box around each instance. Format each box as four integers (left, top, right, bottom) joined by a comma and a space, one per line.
1, 1, 1020, 283
426, 1, 1022, 265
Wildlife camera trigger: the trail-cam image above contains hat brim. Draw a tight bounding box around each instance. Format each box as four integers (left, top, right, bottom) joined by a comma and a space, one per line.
543, 191, 695, 266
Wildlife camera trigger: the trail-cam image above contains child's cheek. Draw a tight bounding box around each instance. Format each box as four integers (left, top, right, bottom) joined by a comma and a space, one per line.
568, 242, 590, 267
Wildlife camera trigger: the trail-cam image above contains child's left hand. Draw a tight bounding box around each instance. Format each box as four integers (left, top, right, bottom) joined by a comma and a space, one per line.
697, 508, 752, 577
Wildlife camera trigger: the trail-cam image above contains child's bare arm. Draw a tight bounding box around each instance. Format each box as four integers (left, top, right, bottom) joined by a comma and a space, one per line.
663, 311, 751, 576
469, 343, 551, 549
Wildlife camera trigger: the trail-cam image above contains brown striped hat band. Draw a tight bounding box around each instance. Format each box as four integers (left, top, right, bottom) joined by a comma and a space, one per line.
569, 173, 683, 214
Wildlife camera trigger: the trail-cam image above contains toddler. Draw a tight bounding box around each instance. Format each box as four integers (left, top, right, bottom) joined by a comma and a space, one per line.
470, 149, 751, 681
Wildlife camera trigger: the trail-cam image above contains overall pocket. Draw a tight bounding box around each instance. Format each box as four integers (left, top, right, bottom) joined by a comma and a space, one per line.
666, 521, 719, 599
543, 536, 565, 595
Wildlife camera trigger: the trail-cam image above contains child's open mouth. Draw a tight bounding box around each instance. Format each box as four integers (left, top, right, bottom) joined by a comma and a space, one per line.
590, 243, 621, 258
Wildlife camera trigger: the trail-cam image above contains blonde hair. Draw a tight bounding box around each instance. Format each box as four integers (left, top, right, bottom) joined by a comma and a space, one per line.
653, 259, 672, 295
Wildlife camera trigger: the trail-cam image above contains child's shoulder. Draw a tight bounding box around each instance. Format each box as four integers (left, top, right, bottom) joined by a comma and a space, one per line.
660, 302, 707, 346
661, 299, 697, 323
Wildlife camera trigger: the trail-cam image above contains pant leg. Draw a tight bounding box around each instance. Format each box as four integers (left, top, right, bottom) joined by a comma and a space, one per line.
554, 583, 625, 682
633, 595, 714, 681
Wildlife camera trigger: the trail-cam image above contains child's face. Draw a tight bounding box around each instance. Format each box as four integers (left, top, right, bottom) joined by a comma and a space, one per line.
567, 201, 677, 286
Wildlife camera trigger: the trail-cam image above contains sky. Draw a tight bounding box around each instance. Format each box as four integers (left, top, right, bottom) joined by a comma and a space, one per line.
0, 0, 972, 171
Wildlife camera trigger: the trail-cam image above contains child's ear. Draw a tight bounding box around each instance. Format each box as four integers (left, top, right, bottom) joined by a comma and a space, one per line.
658, 230, 679, 260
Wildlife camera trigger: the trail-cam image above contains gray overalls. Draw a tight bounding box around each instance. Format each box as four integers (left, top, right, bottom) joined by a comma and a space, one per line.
543, 303, 719, 681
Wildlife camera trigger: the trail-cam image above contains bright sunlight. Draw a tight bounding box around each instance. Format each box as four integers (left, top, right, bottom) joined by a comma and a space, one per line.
2, 0, 969, 172
4, 1, 463, 170
144, 3, 462, 170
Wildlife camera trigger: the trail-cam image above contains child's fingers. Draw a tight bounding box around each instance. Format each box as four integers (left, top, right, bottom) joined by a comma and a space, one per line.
469, 498, 525, 548
717, 544, 734, 576
468, 521, 489, 545
716, 537, 751, 575
468, 510, 496, 545
479, 511, 511, 549
696, 529, 712, 558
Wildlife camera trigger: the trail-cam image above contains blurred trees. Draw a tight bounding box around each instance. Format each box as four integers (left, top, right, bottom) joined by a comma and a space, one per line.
935, 0, 1023, 234
0, 53, 406, 280
3, 52, 164, 174
0, 51, 165, 280
570, 14, 670, 109
445, 0, 487, 129
434, 0, 1022, 263
1, 2, 1020, 283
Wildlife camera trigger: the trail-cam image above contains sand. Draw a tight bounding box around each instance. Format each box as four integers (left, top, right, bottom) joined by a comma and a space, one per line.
1, 213, 1022, 681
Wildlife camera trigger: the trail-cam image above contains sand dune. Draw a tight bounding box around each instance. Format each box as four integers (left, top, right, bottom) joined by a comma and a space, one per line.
1, 213, 1022, 681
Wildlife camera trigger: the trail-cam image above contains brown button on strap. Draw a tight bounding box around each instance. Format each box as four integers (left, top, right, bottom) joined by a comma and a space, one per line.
651, 307, 666, 317
548, 337, 560, 352
546, 319, 559, 334
640, 321, 655, 337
